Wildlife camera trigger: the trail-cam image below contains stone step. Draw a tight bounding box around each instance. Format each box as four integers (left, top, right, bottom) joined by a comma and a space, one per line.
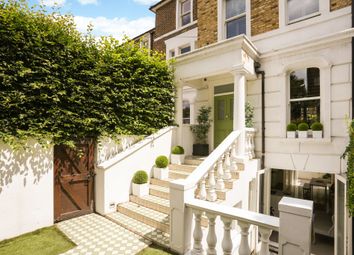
117, 202, 169, 233
130, 194, 170, 214
150, 178, 171, 188
169, 170, 189, 179
185, 156, 205, 166
106, 211, 170, 249
150, 184, 169, 199
169, 164, 197, 173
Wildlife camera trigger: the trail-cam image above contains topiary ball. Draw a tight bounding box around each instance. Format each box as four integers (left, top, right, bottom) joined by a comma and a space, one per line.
155, 155, 169, 168
311, 122, 323, 131
298, 122, 309, 131
287, 123, 297, 131
171, 145, 184, 155
132, 170, 148, 184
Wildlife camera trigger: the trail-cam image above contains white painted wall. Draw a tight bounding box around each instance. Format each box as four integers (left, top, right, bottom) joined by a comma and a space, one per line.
165, 28, 198, 58
0, 141, 53, 241
95, 127, 175, 215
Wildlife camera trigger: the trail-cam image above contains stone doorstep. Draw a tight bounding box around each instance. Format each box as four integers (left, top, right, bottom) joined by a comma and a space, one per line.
117, 202, 170, 233
130, 195, 170, 214
149, 184, 170, 199
105, 212, 170, 249
168, 164, 197, 173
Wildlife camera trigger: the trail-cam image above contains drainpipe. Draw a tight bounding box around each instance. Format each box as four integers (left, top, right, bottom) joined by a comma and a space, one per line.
254, 62, 265, 169
351, 0, 353, 253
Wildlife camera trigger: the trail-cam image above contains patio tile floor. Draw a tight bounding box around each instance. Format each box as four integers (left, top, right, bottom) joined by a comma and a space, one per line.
57, 213, 151, 255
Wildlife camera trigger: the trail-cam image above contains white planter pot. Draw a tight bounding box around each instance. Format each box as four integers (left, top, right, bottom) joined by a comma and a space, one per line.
287, 131, 296, 139
298, 131, 308, 139
171, 154, 185, 165
312, 130, 323, 139
153, 166, 169, 180
132, 183, 149, 197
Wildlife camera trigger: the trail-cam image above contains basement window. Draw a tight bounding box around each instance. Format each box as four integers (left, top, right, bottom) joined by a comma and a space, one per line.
179, 45, 191, 55
225, 0, 246, 39
287, 0, 319, 24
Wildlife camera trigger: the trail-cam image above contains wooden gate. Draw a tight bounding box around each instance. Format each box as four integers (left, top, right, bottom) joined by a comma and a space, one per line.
54, 140, 95, 222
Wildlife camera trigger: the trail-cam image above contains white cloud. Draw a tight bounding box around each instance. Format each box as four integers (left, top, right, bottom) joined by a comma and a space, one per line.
133, 0, 159, 6
40, 0, 66, 7
77, 0, 98, 5
74, 16, 155, 41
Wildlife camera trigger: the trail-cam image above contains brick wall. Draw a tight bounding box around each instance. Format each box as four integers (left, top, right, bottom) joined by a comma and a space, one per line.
155, 1, 176, 38
251, 0, 279, 36
330, 0, 351, 11
197, 0, 217, 48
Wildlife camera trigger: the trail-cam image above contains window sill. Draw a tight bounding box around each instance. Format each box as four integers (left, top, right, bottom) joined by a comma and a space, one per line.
288, 12, 321, 25
280, 138, 332, 144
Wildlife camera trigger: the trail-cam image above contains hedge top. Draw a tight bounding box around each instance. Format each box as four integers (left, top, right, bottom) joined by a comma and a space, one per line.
132, 170, 148, 184
287, 123, 297, 132
171, 145, 184, 155
155, 155, 169, 168
298, 123, 309, 131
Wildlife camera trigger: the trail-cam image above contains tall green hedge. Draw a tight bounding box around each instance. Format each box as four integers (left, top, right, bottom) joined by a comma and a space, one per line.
0, 0, 175, 147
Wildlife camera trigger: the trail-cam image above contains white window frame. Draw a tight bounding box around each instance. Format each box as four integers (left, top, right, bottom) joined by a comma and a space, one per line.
179, 44, 191, 55
280, 58, 331, 139
288, 68, 321, 124
176, 0, 193, 29
280, 0, 330, 27
217, 0, 250, 41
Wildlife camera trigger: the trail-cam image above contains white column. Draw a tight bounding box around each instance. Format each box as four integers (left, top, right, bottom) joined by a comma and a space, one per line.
278, 197, 313, 255
175, 83, 184, 146
169, 179, 194, 254
233, 72, 246, 158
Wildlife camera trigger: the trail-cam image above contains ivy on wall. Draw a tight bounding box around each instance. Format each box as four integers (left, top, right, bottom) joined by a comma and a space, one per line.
343, 119, 354, 215
0, 0, 175, 147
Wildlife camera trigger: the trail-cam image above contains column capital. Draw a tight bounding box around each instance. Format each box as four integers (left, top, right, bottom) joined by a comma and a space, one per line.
230, 64, 252, 77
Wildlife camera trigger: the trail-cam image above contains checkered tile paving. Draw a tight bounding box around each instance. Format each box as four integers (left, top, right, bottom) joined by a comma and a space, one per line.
57, 213, 151, 255
106, 212, 170, 248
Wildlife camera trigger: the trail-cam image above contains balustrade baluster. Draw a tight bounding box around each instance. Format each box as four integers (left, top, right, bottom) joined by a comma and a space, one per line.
216, 158, 225, 190
207, 165, 217, 202
259, 227, 272, 255
198, 175, 207, 200
221, 217, 233, 255
223, 150, 232, 180
230, 142, 238, 172
250, 132, 255, 159
192, 210, 204, 255
238, 221, 251, 255
245, 132, 251, 159
206, 213, 217, 255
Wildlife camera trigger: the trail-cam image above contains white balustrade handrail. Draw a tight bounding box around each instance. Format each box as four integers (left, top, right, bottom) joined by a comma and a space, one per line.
183, 130, 241, 188
186, 199, 279, 231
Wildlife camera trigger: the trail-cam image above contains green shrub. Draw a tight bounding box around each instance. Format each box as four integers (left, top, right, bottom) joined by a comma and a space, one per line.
171, 145, 184, 155
311, 122, 323, 131
287, 123, 297, 132
190, 106, 211, 144
132, 170, 148, 184
298, 123, 309, 131
155, 155, 169, 168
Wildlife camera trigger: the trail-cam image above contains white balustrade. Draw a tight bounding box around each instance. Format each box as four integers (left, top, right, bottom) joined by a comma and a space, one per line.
230, 142, 238, 172
216, 158, 225, 191
206, 213, 217, 255
207, 165, 217, 202
186, 199, 280, 255
198, 175, 207, 200
245, 128, 256, 160
192, 210, 204, 255
223, 150, 232, 180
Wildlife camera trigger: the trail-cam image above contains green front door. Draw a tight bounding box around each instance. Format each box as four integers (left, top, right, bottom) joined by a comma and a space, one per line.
214, 94, 234, 148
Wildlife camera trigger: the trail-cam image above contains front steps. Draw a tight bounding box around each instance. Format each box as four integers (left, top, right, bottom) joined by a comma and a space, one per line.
106, 156, 244, 249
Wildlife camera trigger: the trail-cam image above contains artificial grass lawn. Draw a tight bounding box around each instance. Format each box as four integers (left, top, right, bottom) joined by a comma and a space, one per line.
137, 244, 177, 255
0, 226, 75, 255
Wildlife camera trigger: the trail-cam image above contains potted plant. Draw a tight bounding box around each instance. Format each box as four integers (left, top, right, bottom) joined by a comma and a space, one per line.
190, 106, 212, 156
287, 123, 297, 138
298, 122, 309, 139
311, 122, 323, 139
153, 155, 169, 180
171, 145, 185, 165
132, 170, 149, 197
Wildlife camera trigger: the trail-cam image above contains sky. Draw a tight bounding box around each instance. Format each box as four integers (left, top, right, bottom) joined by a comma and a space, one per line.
28, 0, 160, 40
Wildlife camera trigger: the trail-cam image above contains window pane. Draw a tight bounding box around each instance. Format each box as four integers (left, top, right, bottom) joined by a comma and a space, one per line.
290, 99, 320, 125
226, 0, 246, 19
290, 68, 320, 99
226, 16, 246, 38
181, 13, 191, 26
183, 100, 190, 124
288, 0, 319, 22
181, 0, 191, 14
180, 45, 191, 54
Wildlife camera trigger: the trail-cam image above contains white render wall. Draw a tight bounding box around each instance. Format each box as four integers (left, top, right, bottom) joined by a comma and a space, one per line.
247, 39, 352, 174
0, 141, 54, 240
95, 127, 175, 215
